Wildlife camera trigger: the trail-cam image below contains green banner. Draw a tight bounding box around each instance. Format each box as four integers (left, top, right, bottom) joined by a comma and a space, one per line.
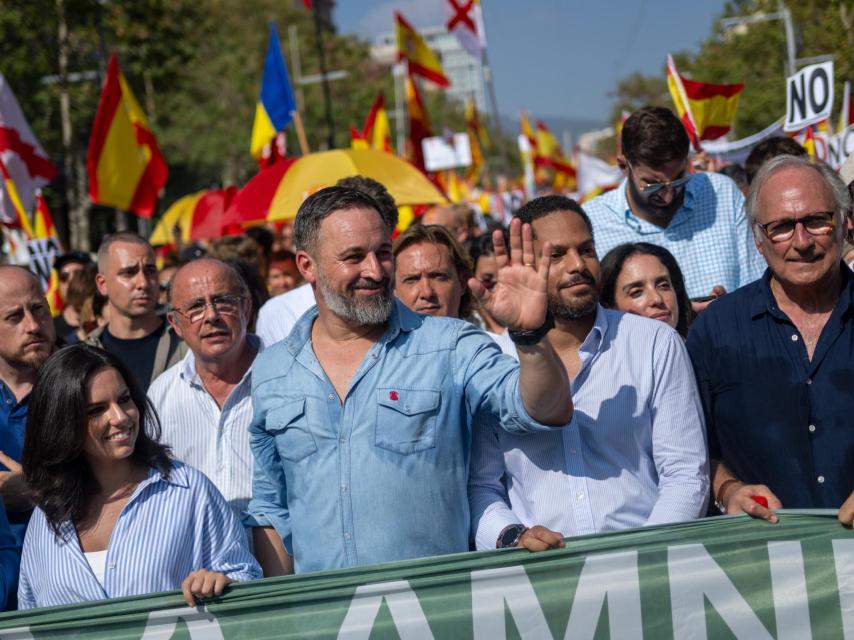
1, 511, 853, 639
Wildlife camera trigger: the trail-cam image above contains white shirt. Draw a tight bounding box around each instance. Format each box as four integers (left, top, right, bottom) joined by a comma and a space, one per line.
84, 550, 107, 588
469, 307, 709, 550
147, 336, 261, 518
256, 283, 316, 347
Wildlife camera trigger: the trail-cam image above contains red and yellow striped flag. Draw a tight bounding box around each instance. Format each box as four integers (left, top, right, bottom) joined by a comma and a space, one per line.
34, 192, 63, 314
87, 54, 167, 218
0, 154, 34, 237
363, 94, 392, 153
406, 77, 432, 171
395, 13, 450, 88
666, 54, 744, 150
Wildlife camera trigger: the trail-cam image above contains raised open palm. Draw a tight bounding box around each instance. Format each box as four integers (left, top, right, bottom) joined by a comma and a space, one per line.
468, 218, 551, 331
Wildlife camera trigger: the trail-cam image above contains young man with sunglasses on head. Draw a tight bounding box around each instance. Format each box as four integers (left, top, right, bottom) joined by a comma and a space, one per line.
687, 155, 854, 523
584, 107, 765, 311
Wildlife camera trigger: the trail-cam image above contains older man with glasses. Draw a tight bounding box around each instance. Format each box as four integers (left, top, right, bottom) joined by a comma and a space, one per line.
584, 107, 765, 311
687, 155, 854, 523
148, 258, 261, 535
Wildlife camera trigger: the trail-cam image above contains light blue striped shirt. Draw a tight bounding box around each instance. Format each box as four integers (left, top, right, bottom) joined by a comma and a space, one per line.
18, 461, 261, 609
583, 172, 766, 298
148, 336, 261, 518
469, 307, 709, 550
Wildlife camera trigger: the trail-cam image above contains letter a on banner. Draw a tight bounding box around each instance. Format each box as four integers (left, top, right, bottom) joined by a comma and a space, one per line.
785, 61, 834, 132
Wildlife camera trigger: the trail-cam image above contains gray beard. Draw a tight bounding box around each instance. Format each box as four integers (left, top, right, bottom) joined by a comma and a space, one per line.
316, 270, 394, 326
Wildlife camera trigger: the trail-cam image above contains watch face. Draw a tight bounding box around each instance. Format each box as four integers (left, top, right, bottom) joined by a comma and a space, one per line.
500, 525, 525, 548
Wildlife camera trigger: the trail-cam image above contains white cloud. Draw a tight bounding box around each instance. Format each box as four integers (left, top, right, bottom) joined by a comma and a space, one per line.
356, 0, 445, 41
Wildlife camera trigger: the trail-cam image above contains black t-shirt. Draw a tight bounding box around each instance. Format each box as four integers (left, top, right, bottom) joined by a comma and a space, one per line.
100, 321, 165, 391
53, 314, 76, 342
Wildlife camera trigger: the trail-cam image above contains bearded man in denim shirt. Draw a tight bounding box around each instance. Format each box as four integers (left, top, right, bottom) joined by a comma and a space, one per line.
246, 186, 573, 575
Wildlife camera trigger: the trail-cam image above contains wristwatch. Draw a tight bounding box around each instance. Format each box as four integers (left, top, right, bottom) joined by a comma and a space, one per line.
497, 524, 529, 549
508, 312, 554, 346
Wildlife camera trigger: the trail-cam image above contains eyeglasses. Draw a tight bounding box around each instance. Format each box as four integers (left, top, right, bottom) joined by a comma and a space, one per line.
755, 211, 837, 243
171, 294, 243, 323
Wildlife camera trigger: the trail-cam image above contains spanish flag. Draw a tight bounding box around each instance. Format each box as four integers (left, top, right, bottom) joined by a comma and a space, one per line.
666, 54, 743, 150
465, 99, 486, 181
405, 77, 432, 171
363, 94, 392, 153
395, 13, 450, 88
250, 24, 297, 160
519, 110, 536, 147
350, 126, 369, 150
87, 54, 167, 218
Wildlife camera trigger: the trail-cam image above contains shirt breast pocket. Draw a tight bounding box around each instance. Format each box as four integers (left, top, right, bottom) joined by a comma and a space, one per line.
264, 399, 318, 463
375, 388, 440, 454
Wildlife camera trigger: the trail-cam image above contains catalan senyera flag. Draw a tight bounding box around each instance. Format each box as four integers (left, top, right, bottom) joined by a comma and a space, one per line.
250, 23, 297, 161
395, 13, 450, 88
666, 54, 744, 150
87, 54, 167, 218
444, 0, 486, 59
34, 191, 64, 314
362, 94, 392, 153
406, 77, 432, 171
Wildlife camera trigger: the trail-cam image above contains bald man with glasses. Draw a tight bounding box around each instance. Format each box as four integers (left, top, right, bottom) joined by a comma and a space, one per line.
687, 155, 854, 523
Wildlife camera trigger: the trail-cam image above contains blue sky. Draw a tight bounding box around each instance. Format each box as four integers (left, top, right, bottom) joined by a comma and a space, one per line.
334, 0, 730, 124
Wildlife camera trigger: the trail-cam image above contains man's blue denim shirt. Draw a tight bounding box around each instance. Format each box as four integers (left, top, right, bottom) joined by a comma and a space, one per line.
245, 300, 561, 574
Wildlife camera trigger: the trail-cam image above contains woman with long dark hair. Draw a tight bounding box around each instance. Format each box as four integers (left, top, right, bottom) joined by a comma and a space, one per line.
18, 344, 260, 609
600, 242, 693, 337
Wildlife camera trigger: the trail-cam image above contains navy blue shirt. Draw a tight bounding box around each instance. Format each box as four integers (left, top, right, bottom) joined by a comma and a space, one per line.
0, 382, 31, 547
686, 266, 854, 508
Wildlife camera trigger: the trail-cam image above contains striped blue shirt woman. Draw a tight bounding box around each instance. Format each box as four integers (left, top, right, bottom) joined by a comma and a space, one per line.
18, 461, 260, 609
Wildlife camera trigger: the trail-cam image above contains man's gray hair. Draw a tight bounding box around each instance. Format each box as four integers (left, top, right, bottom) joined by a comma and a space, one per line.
293, 186, 385, 253
746, 155, 852, 228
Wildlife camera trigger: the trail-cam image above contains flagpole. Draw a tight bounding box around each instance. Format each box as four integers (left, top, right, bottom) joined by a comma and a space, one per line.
478, 32, 508, 172
292, 111, 311, 155
393, 62, 406, 157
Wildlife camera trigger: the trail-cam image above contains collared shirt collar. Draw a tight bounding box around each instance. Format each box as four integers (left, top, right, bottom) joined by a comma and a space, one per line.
579, 305, 608, 358
57, 463, 189, 544
749, 263, 854, 320
0, 379, 29, 411
179, 334, 263, 387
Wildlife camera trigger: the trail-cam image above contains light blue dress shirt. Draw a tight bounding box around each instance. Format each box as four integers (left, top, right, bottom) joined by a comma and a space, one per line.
18, 462, 261, 610
246, 300, 561, 574
469, 307, 709, 550
583, 172, 765, 298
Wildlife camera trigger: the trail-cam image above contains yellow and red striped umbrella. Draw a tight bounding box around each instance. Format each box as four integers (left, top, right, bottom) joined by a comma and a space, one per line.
149, 187, 237, 246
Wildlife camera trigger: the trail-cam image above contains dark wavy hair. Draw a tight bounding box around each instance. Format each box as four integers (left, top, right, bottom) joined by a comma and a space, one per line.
23, 344, 172, 535
599, 243, 693, 337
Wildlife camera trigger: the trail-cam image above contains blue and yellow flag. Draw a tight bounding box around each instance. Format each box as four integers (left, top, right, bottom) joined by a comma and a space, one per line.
250, 24, 296, 159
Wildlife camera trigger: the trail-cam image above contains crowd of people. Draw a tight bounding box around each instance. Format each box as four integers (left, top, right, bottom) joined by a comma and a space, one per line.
0, 106, 853, 611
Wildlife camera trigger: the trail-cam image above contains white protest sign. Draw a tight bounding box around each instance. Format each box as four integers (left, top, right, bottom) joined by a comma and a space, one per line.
784, 61, 834, 132
827, 124, 854, 170
422, 133, 472, 171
